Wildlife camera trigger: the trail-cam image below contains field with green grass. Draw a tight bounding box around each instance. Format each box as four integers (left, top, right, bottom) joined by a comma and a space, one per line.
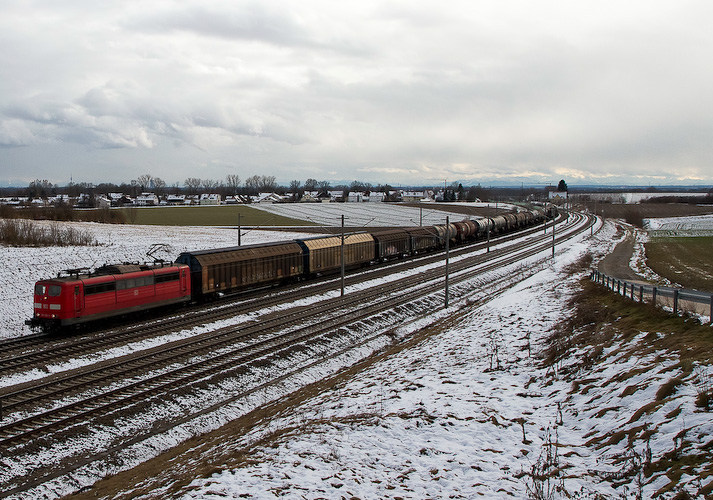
122, 205, 314, 227
645, 236, 713, 292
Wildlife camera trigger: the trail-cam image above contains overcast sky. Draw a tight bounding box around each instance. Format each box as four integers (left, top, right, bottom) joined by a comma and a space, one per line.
1, 1, 711, 188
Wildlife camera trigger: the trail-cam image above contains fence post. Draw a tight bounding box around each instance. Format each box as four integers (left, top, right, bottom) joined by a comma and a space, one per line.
617, 280, 621, 294
639, 284, 643, 303
652, 287, 657, 306
673, 289, 679, 316
631, 284, 635, 300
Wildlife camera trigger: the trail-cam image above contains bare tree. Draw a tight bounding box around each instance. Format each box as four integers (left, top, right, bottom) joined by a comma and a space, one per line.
28, 179, 53, 198
184, 178, 202, 194
258, 175, 277, 192
202, 178, 218, 191
289, 180, 302, 200
317, 180, 331, 191
304, 178, 318, 191
225, 174, 241, 194
136, 174, 153, 191
244, 175, 261, 194
153, 177, 166, 195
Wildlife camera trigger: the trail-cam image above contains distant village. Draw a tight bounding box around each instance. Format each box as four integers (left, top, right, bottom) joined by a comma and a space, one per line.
0, 175, 581, 210
0, 189, 458, 209
0, 175, 511, 208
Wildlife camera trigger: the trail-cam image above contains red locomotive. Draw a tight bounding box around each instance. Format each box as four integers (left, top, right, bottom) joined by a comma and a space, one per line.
28, 262, 191, 330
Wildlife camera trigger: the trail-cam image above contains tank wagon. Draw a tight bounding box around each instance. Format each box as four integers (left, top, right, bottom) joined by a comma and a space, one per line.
28, 207, 549, 331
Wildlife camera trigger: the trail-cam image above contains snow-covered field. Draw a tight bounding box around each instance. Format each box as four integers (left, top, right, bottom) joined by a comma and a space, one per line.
645, 214, 713, 237
2, 211, 711, 499
251, 201, 511, 227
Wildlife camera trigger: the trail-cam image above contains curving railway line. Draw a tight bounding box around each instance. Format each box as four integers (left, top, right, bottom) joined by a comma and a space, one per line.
0, 211, 595, 499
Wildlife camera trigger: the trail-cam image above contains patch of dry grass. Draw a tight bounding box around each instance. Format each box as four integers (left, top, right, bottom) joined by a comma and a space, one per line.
0, 219, 98, 246
545, 277, 713, 497
645, 237, 713, 291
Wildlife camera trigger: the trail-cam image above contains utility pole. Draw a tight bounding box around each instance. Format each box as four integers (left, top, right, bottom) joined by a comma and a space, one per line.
238, 212, 242, 246
552, 213, 556, 257
341, 214, 345, 297
445, 216, 450, 308
487, 217, 491, 253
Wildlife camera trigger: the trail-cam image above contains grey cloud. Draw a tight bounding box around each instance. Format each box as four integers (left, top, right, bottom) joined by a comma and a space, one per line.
125, 4, 313, 48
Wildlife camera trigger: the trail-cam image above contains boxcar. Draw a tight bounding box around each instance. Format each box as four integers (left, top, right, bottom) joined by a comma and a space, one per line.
297, 233, 375, 275
404, 227, 441, 253
371, 229, 411, 261
176, 241, 304, 298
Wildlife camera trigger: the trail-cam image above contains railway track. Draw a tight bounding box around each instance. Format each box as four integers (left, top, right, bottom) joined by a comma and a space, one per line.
0, 212, 593, 499
0, 216, 563, 375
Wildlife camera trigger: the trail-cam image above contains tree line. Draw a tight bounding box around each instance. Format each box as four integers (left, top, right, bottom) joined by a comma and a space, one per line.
4, 175, 398, 199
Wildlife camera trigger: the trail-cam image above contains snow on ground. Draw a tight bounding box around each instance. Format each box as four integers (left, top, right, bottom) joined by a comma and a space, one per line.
645, 214, 713, 237
176, 219, 711, 499
3, 213, 711, 499
251, 202, 504, 227
174, 225, 604, 499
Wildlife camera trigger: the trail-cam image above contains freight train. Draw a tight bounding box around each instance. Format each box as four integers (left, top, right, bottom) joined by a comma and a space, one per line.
27, 207, 552, 331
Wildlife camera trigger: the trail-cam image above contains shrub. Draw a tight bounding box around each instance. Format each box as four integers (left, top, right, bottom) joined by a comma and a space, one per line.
0, 219, 97, 246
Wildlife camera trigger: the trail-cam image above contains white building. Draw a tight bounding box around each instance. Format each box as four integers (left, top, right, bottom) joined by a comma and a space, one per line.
199, 193, 222, 205
135, 192, 159, 206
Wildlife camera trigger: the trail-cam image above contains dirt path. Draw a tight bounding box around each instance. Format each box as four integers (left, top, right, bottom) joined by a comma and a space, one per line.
596, 226, 645, 282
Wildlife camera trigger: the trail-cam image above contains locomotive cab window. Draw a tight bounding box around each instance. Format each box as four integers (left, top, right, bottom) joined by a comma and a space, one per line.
36, 284, 61, 296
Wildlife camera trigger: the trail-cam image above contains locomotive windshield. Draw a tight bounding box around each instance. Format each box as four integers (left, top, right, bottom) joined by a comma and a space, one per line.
35, 284, 61, 296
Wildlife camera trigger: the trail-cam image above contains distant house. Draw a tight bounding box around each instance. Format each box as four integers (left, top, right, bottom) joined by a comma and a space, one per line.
367, 192, 386, 203
327, 190, 345, 202
47, 194, 71, 206
0, 197, 25, 206
199, 193, 222, 205
97, 197, 112, 209
135, 192, 159, 206
301, 191, 320, 203
107, 193, 123, 203
255, 192, 283, 204
400, 191, 425, 203
165, 194, 186, 205
347, 191, 366, 203
75, 193, 95, 208
549, 191, 568, 201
